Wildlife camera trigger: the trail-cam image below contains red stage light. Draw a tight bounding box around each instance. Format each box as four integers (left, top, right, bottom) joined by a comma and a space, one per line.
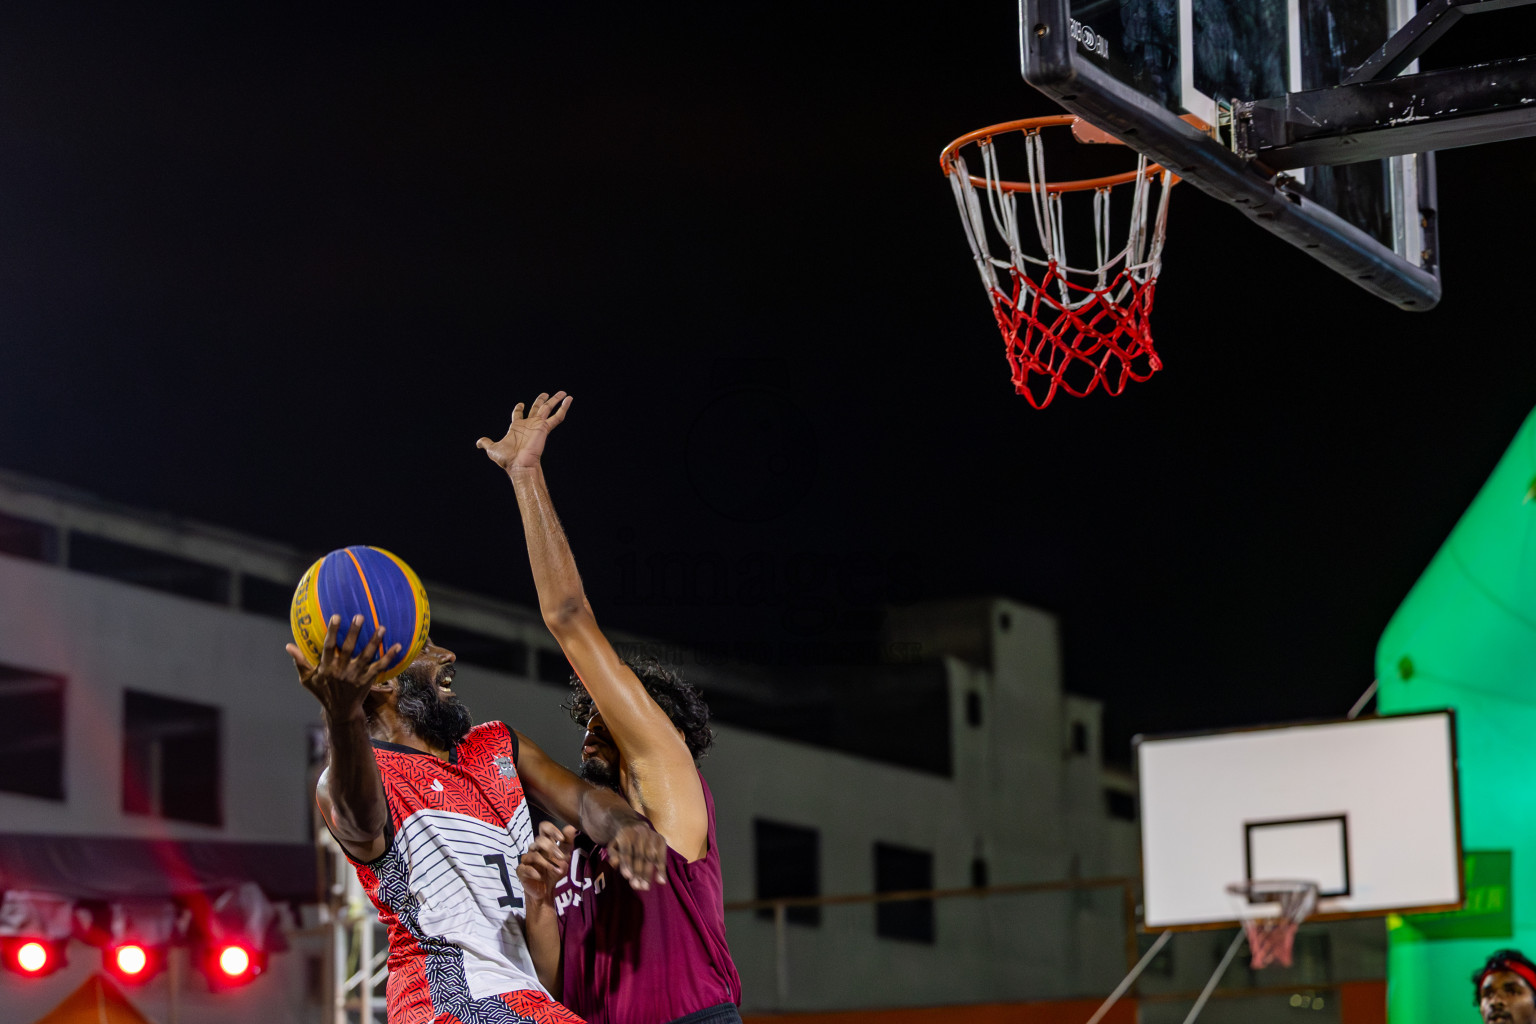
199, 941, 264, 989
2, 937, 66, 977
217, 944, 250, 977
101, 942, 165, 984
16, 942, 49, 974
115, 945, 148, 975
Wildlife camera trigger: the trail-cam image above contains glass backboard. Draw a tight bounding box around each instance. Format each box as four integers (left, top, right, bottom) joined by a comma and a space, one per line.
1022, 0, 1441, 309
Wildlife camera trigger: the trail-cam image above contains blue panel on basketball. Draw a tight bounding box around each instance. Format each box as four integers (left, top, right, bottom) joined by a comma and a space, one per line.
290, 546, 430, 680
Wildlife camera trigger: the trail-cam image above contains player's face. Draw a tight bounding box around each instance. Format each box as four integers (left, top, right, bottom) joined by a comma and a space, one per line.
579, 712, 620, 791
1481, 970, 1536, 1024
409, 638, 458, 699
393, 639, 472, 750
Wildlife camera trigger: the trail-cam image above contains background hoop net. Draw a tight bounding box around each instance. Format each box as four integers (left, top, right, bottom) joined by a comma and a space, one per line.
1226, 880, 1319, 970
941, 117, 1174, 409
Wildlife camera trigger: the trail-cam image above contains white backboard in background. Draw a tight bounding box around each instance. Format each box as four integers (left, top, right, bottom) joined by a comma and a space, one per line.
1137, 711, 1462, 930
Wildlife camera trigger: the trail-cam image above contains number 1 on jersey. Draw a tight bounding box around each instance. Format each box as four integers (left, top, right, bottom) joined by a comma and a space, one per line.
483, 854, 524, 909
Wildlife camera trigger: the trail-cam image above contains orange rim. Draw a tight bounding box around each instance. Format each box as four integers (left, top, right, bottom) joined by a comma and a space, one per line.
939, 115, 1174, 194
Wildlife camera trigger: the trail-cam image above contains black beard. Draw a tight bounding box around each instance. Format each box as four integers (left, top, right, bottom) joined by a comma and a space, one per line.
579, 757, 621, 792
394, 667, 473, 751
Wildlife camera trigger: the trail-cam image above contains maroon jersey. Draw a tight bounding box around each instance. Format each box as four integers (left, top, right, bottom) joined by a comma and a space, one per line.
350, 722, 583, 1024
552, 775, 741, 1024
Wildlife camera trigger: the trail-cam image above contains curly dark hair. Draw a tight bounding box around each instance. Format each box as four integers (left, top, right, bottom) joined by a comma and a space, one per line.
562, 654, 714, 761
1472, 949, 1536, 1004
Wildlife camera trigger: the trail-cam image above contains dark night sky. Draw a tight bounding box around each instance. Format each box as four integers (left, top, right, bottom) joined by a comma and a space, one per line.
2, 4, 1534, 761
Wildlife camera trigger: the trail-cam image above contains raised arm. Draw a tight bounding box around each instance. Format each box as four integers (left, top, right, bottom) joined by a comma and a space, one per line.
289, 615, 402, 864
476, 393, 709, 860
514, 730, 667, 889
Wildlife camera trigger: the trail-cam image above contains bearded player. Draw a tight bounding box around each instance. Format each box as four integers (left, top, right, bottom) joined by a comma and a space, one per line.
1475, 950, 1536, 1024
289, 611, 668, 1023
478, 392, 743, 1024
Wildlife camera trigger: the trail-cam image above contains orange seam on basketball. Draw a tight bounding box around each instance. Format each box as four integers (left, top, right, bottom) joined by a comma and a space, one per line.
344, 548, 383, 636
376, 548, 428, 665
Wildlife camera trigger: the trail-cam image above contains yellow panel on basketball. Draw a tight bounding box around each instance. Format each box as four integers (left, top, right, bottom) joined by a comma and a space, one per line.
288, 546, 431, 681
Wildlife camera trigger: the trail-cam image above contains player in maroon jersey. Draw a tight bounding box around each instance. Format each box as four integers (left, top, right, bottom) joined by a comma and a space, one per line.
478, 392, 743, 1024
289, 610, 669, 1024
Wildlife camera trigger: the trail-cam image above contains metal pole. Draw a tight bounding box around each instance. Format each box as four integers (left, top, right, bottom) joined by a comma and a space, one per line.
1347, 680, 1379, 720
167, 947, 181, 1024
333, 888, 349, 1024
1181, 930, 1247, 1024
773, 901, 788, 1007
1084, 929, 1170, 1024
1121, 881, 1140, 973
370, 932, 390, 1021
358, 875, 374, 1024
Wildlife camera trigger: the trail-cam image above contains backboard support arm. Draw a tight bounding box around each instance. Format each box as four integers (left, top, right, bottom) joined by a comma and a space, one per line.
1343, 0, 1536, 85
1237, 56, 1536, 169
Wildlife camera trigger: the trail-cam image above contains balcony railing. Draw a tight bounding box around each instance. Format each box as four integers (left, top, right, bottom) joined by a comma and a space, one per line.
724, 880, 1384, 1020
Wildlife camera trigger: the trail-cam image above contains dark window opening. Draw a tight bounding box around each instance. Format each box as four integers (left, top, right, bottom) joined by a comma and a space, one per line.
970, 856, 989, 889
1107, 789, 1137, 821
965, 691, 983, 728
536, 649, 572, 686
304, 953, 325, 1004
70, 534, 230, 605
754, 819, 820, 926
875, 842, 934, 943
239, 574, 293, 620
0, 512, 59, 563
706, 661, 953, 777
1290, 931, 1333, 981
123, 691, 221, 826
430, 624, 529, 676
0, 664, 65, 800
1071, 721, 1089, 755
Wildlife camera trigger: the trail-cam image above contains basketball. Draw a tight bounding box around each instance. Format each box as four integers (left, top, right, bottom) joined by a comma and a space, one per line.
289, 546, 431, 681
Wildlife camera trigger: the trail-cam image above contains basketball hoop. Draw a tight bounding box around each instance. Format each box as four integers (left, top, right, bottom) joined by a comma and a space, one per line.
939, 116, 1176, 409
1226, 880, 1319, 970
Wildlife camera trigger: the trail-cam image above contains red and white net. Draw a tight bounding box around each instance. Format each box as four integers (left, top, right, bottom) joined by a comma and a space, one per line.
944, 125, 1173, 408
1227, 881, 1319, 970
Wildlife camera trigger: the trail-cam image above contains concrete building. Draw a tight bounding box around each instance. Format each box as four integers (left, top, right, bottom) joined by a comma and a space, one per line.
0, 468, 1147, 1020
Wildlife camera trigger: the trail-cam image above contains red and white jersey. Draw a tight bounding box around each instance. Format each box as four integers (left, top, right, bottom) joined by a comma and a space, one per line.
350, 722, 581, 1024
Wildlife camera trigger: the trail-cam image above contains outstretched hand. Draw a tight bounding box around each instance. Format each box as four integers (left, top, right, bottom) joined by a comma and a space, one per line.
475, 392, 572, 472
518, 821, 577, 904
287, 614, 402, 719
606, 819, 669, 891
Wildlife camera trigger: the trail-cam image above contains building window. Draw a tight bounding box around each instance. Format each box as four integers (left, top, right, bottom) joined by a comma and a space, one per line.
1071, 721, 1089, 755
875, 842, 935, 943
536, 649, 572, 686
430, 624, 529, 676
1290, 931, 1332, 982
965, 691, 983, 727
123, 691, 222, 826
0, 664, 65, 800
754, 819, 820, 926
0, 512, 59, 563
970, 856, 989, 888
1107, 789, 1137, 821
238, 574, 294, 620
70, 533, 231, 605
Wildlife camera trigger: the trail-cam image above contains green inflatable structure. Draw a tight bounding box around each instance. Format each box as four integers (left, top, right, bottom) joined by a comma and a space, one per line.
1377, 404, 1536, 1022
